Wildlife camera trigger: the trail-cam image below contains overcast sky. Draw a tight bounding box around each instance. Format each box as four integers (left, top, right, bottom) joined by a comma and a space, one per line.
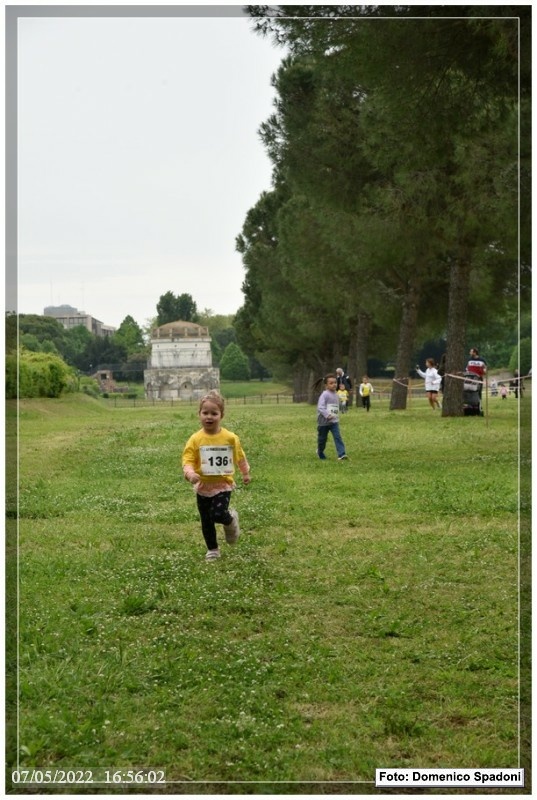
17, 10, 286, 329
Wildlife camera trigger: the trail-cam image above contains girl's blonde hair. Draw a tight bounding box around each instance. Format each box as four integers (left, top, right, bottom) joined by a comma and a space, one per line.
199, 390, 225, 415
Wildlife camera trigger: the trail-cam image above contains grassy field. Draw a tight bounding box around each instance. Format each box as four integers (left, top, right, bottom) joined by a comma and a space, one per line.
6, 391, 530, 793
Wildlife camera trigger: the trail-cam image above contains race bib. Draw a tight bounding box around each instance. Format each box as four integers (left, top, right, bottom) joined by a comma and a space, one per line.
328, 403, 339, 418
200, 445, 234, 475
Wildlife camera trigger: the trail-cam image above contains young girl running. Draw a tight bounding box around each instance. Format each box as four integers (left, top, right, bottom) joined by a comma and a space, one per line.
182, 391, 251, 561
316, 374, 348, 460
359, 375, 374, 412
416, 358, 442, 410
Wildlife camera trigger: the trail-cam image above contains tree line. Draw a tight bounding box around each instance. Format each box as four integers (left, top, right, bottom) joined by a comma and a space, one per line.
6, 292, 263, 398
7, 298, 528, 401
232, 5, 530, 414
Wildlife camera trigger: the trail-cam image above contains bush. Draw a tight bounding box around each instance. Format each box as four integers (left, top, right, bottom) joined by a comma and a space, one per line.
80, 377, 100, 398
8, 349, 77, 399
219, 342, 251, 381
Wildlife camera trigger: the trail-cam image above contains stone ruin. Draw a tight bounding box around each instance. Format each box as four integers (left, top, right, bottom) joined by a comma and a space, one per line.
144, 320, 220, 401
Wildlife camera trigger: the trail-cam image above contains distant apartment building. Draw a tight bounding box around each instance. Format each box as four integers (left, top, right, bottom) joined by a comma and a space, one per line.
44, 305, 116, 337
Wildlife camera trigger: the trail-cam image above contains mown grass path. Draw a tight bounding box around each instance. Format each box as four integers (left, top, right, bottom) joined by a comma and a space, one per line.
7, 393, 529, 790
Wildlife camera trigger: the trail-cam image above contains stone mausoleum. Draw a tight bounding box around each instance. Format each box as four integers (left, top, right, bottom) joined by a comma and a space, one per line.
144, 320, 220, 401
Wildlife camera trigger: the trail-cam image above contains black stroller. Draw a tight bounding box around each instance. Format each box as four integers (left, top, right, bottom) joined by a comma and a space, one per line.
463, 372, 483, 416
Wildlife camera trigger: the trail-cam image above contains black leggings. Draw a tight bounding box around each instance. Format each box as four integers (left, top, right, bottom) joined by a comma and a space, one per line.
196, 491, 233, 550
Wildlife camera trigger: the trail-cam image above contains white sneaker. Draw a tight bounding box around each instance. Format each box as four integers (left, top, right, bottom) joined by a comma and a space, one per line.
224, 509, 240, 544
205, 548, 221, 561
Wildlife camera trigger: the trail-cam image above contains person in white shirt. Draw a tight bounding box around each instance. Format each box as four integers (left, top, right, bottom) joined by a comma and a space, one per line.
416, 359, 442, 410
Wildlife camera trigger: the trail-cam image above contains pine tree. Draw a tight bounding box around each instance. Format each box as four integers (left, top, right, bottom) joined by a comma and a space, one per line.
219, 343, 251, 381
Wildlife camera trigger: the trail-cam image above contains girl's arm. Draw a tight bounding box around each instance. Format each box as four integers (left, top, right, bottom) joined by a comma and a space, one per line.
182, 437, 201, 484
238, 457, 251, 485
183, 465, 201, 485
317, 391, 330, 419
235, 437, 252, 484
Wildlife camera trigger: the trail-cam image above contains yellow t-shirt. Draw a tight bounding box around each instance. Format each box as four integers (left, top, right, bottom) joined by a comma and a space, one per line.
182, 426, 249, 496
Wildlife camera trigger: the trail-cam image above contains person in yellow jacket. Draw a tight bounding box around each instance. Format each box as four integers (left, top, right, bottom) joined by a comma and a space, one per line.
182, 391, 251, 561
359, 375, 374, 412
337, 385, 349, 413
